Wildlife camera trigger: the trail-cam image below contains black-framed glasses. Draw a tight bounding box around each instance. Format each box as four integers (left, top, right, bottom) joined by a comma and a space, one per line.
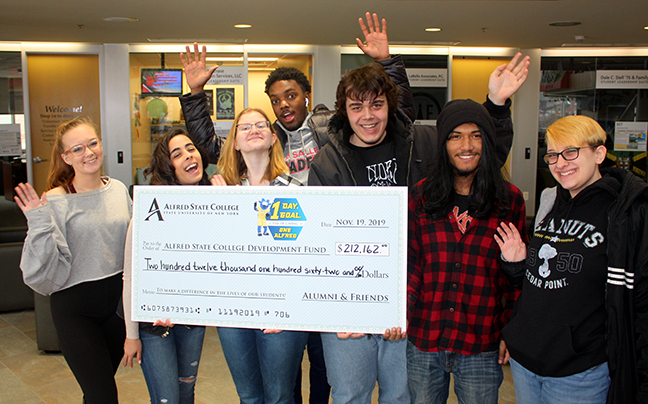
543, 145, 598, 165
236, 121, 270, 133
63, 138, 102, 156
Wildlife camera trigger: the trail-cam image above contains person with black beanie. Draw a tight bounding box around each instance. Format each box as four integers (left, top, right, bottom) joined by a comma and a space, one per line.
407, 99, 527, 404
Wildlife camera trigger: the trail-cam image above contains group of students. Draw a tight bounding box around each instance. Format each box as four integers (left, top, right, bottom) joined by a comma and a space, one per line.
14, 11, 648, 404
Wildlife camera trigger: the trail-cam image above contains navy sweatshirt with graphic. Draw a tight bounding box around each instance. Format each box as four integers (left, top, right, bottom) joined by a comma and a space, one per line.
503, 176, 620, 377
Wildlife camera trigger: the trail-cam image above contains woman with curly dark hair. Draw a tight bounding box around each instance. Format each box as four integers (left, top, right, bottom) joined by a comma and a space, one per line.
122, 128, 215, 404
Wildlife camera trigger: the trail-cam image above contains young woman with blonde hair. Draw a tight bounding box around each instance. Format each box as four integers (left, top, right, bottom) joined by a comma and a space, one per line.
214, 107, 300, 186
15, 116, 131, 404
212, 108, 306, 404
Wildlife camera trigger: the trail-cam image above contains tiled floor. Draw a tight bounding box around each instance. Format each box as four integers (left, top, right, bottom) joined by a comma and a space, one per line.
0, 310, 516, 403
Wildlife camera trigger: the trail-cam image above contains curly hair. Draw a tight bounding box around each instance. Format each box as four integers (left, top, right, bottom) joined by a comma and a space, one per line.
217, 108, 289, 185
144, 128, 210, 186
334, 62, 399, 119
264, 67, 311, 95
47, 116, 100, 192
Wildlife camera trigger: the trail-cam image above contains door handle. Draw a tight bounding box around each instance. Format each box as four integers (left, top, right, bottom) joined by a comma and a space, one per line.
33, 156, 48, 164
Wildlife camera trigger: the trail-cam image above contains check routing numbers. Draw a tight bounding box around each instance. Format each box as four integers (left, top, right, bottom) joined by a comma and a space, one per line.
323, 217, 390, 257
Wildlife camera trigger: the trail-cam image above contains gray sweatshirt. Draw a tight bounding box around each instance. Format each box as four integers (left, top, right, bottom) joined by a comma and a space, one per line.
276, 112, 318, 185
21, 178, 132, 295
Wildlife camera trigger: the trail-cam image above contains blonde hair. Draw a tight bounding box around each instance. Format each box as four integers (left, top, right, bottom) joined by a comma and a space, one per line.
47, 116, 100, 192
217, 108, 288, 185
546, 115, 606, 148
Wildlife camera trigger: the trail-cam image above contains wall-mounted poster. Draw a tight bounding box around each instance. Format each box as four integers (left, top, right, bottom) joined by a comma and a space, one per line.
204, 89, 214, 117
614, 121, 648, 151
217, 88, 235, 120
0, 124, 22, 155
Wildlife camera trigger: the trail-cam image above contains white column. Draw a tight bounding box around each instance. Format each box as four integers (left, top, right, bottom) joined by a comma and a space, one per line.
101, 44, 132, 187
312, 46, 341, 109
510, 48, 542, 215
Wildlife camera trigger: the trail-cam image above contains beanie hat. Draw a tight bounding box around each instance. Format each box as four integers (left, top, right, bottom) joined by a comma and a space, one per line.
436, 99, 496, 149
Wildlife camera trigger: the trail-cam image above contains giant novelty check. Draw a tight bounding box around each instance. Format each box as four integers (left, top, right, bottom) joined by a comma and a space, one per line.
132, 186, 407, 333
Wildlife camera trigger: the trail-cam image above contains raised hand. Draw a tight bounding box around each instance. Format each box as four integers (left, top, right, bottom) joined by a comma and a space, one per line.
180, 42, 219, 95
494, 222, 527, 263
356, 12, 389, 62
14, 182, 46, 212
488, 52, 531, 105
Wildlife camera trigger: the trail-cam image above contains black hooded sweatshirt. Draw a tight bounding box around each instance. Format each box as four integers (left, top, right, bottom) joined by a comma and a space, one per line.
503, 175, 621, 377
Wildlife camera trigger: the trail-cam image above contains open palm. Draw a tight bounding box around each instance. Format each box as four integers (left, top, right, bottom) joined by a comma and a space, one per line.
180, 42, 219, 94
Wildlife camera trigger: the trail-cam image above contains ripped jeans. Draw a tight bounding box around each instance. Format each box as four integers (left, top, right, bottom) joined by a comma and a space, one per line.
140, 325, 206, 404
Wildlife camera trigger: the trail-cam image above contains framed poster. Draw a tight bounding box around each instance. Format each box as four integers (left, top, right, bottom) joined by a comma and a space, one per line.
216, 88, 235, 120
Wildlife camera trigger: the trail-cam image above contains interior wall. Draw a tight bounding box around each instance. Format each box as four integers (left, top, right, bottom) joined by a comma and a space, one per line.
451, 57, 510, 102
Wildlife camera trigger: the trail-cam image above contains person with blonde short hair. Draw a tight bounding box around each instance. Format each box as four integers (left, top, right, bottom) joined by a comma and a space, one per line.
496, 115, 648, 403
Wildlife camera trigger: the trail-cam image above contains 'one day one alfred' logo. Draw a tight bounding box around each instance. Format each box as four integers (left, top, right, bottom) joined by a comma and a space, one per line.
254, 197, 306, 240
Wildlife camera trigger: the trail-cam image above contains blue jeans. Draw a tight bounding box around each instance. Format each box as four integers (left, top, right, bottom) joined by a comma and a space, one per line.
407, 341, 502, 404
509, 357, 610, 404
140, 325, 206, 404
217, 327, 308, 404
320, 333, 409, 404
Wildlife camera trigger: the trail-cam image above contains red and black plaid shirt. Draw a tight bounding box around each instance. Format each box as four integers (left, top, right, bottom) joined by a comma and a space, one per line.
407, 181, 526, 355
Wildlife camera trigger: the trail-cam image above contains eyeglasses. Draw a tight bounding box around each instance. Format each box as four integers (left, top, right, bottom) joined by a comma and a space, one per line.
543, 145, 598, 165
236, 121, 271, 133
63, 138, 102, 156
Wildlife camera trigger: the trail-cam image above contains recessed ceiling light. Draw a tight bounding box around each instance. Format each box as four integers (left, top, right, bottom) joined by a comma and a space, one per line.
425, 28, 442, 32
645, 26, 648, 30
234, 24, 252, 29
103, 17, 138, 23
549, 21, 581, 27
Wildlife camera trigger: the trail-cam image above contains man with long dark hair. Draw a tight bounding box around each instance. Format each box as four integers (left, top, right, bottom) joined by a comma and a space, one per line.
407, 99, 527, 404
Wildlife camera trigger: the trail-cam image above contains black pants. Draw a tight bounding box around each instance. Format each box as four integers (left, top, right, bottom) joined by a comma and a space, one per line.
50, 273, 125, 404
294, 332, 331, 404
